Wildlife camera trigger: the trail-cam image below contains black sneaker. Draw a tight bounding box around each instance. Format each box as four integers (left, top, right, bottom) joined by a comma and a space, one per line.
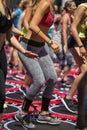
15, 111, 36, 129
60, 79, 71, 91
61, 79, 71, 87
19, 86, 26, 96
61, 97, 78, 114
37, 113, 61, 125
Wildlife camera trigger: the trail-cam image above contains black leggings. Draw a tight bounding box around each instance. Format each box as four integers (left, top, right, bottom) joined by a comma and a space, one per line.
0, 47, 7, 113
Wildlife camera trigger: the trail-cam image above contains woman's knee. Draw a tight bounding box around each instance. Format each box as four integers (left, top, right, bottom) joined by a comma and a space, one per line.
33, 77, 45, 87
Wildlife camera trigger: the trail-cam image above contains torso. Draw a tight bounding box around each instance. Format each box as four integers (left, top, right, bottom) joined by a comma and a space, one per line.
57, 13, 71, 41
0, 7, 12, 50
77, 3, 87, 39
25, 2, 54, 42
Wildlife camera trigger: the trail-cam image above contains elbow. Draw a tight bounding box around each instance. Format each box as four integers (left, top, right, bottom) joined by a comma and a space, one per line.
29, 22, 36, 32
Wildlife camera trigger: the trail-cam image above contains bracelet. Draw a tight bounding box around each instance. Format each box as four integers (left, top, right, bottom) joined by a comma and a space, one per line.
48, 40, 54, 47
79, 45, 84, 48
36, 29, 41, 35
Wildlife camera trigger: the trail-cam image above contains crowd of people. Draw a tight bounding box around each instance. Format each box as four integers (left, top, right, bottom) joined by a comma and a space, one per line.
0, 0, 87, 130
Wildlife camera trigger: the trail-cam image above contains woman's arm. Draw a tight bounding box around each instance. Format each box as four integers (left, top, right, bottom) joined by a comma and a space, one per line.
23, 6, 32, 31
6, 28, 38, 59
62, 15, 68, 46
10, 36, 39, 59
12, 26, 21, 35
18, 11, 25, 30
71, 6, 86, 47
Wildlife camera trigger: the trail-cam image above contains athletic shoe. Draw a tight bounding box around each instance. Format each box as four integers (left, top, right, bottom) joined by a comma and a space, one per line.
15, 111, 36, 129
19, 86, 26, 96
61, 97, 78, 114
61, 79, 71, 87
37, 113, 61, 125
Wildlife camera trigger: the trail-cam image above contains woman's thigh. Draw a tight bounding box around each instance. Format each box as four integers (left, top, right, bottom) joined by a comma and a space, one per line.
39, 53, 57, 83
70, 47, 84, 68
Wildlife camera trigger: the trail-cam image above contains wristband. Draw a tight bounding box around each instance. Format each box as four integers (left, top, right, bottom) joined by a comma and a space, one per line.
48, 40, 53, 47
20, 31, 24, 36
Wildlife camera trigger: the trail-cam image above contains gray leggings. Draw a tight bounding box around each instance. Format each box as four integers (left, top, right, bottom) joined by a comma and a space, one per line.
18, 41, 57, 100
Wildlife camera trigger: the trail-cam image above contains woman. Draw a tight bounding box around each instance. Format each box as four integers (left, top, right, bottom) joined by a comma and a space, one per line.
61, 1, 87, 114
53, 0, 76, 87
0, 0, 38, 124
15, 0, 61, 129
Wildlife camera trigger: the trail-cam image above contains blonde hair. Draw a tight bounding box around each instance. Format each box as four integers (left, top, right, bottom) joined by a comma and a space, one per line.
29, 0, 41, 15
0, 0, 6, 15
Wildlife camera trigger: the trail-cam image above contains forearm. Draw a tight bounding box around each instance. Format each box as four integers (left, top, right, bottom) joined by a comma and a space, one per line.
12, 27, 21, 35
62, 31, 68, 46
10, 36, 25, 54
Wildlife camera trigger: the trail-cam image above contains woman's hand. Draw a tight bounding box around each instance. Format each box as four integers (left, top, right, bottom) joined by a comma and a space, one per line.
50, 40, 60, 54
23, 50, 39, 60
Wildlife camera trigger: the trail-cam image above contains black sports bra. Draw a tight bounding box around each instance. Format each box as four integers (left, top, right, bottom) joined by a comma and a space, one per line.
0, 7, 12, 33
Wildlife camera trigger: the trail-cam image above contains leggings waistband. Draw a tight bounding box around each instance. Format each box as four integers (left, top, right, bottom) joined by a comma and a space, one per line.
20, 37, 45, 47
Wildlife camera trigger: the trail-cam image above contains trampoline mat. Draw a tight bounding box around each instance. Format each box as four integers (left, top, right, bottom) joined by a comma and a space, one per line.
6, 91, 59, 104
6, 91, 24, 101
3, 104, 19, 114
49, 104, 77, 121
3, 119, 76, 130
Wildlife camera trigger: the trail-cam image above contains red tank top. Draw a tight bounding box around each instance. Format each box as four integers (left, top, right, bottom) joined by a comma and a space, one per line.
39, 12, 54, 28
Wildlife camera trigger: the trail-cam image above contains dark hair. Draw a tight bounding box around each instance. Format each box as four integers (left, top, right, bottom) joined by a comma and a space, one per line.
64, 0, 74, 11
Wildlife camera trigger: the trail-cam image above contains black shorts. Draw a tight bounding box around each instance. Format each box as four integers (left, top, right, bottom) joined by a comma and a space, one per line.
68, 37, 78, 49
68, 37, 87, 49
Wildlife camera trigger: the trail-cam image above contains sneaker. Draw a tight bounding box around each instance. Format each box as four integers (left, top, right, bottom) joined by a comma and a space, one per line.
19, 86, 26, 96
61, 79, 71, 87
61, 97, 78, 114
37, 113, 61, 125
15, 111, 36, 129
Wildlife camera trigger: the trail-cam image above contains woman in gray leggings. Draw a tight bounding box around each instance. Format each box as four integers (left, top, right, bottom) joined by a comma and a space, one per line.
15, 0, 61, 129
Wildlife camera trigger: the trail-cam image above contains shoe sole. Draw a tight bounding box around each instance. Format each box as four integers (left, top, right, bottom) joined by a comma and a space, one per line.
15, 115, 35, 129
14, 115, 28, 130
61, 98, 77, 114
36, 119, 61, 125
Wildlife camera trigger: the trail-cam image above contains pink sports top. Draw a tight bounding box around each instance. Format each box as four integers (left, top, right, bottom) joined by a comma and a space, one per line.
39, 12, 54, 28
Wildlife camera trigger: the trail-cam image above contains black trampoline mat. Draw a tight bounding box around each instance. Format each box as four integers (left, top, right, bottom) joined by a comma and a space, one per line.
50, 104, 77, 116
4, 119, 76, 130
6, 91, 24, 100
6, 91, 58, 102
3, 104, 19, 114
